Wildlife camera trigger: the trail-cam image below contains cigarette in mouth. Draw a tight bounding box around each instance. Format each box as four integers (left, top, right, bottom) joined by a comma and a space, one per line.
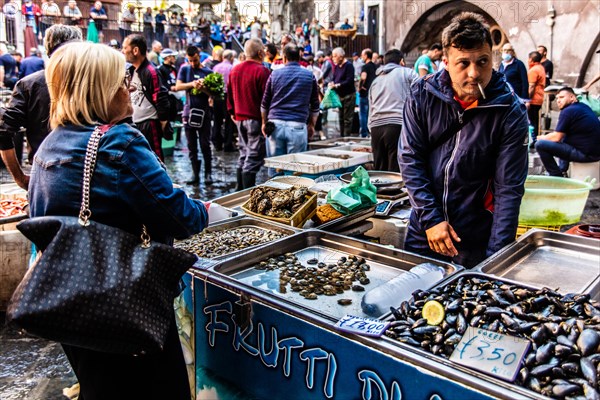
477, 83, 486, 99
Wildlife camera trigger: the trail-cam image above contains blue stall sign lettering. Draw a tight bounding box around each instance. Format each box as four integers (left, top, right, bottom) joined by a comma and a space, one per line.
335, 315, 390, 337
450, 327, 530, 382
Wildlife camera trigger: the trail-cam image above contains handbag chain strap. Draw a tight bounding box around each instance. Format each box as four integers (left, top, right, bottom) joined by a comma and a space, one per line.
78, 126, 104, 226
78, 126, 152, 249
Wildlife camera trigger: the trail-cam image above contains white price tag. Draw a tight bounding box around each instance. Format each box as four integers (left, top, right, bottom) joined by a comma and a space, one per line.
450, 326, 531, 382
334, 315, 390, 337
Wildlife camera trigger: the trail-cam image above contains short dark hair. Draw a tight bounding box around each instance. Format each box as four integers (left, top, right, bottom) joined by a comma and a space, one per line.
558, 86, 576, 95
537, 45, 547, 53
363, 48, 373, 59
430, 43, 442, 51
186, 45, 199, 57
265, 43, 277, 57
324, 49, 332, 57
529, 51, 542, 62
126, 33, 147, 55
441, 12, 492, 53
384, 49, 404, 65
283, 44, 301, 62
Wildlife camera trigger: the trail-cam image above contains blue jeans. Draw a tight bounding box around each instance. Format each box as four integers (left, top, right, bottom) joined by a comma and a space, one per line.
266, 120, 308, 157
266, 120, 308, 176
359, 96, 369, 137
535, 140, 600, 176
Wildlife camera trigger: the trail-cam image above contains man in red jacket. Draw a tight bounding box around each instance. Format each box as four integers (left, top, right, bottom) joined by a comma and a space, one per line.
227, 38, 271, 189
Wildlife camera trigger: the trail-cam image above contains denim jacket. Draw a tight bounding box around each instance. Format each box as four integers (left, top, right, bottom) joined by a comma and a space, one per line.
29, 123, 208, 243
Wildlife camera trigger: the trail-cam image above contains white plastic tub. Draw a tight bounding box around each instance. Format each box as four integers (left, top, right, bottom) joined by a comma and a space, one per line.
518, 175, 592, 225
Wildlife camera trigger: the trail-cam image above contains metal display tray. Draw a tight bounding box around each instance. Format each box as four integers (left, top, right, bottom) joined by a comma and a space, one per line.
212, 188, 252, 211
211, 229, 461, 320
379, 271, 549, 400
181, 215, 301, 262
475, 229, 600, 299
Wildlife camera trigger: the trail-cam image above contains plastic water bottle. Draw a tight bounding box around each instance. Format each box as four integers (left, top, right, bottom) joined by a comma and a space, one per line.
361, 263, 446, 317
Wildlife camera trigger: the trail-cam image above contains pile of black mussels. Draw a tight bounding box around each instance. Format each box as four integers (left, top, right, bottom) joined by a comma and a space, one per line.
386, 275, 600, 398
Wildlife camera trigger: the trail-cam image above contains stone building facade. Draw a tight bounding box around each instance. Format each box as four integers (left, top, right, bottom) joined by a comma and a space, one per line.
336, 0, 599, 90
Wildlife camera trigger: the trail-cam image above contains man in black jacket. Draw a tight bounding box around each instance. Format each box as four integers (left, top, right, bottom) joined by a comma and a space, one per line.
157, 48, 181, 123
0, 24, 82, 189
123, 34, 170, 160
399, 12, 528, 268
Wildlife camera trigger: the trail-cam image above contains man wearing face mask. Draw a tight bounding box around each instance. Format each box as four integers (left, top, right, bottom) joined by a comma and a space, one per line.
498, 43, 528, 100
399, 12, 528, 268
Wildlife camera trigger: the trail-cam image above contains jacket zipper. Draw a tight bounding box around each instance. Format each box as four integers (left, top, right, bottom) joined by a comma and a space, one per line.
443, 111, 464, 222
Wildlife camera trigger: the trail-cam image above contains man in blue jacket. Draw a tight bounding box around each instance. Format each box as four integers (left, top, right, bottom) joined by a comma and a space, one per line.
399, 12, 529, 268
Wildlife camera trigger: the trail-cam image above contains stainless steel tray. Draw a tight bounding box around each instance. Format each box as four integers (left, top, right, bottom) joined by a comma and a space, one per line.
475, 229, 600, 299
340, 170, 403, 188
379, 271, 549, 400
212, 188, 252, 211
212, 230, 460, 320
177, 215, 300, 261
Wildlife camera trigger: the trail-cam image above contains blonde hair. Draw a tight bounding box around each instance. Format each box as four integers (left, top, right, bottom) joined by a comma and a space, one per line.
46, 42, 125, 128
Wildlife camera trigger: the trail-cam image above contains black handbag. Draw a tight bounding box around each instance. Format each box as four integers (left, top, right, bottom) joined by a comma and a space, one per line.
6, 126, 197, 355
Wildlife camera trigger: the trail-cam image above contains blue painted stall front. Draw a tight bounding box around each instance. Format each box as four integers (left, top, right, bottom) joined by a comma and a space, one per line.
191, 273, 522, 400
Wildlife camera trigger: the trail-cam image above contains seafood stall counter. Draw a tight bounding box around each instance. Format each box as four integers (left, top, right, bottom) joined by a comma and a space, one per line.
186, 230, 558, 400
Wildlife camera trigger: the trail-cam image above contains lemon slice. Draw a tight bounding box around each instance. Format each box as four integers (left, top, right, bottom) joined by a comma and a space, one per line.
422, 300, 445, 326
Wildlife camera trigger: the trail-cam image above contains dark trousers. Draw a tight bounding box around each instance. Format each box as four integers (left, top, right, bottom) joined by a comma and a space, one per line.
119, 28, 132, 44
370, 124, 401, 172
143, 25, 154, 45
235, 119, 265, 173
155, 30, 164, 45
339, 93, 356, 137
359, 96, 369, 137
62, 319, 190, 400
136, 119, 163, 161
528, 104, 542, 141
185, 120, 212, 173
211, 97, 235, 150
535, 140, 600, 176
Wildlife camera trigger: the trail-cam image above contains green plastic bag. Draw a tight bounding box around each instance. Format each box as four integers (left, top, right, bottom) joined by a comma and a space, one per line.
326, 166, 378, 215
320, 88, 342, 110
577, 93, 600, 117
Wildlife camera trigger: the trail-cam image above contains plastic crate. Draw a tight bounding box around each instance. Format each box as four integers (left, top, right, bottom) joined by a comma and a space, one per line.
264, 154, 345, 174
241, 191, 317, 228
516, 224, 561, 238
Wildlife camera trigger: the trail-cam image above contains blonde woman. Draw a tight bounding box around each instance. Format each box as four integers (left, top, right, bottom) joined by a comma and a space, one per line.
28, 42, 207, 399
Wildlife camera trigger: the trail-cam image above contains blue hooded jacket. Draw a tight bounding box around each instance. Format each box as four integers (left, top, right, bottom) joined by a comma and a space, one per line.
399, 69, 528, 259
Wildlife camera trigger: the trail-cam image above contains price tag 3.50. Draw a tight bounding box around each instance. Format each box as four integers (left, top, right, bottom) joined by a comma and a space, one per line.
450, 326, 530, 382
335, 315, 390, 337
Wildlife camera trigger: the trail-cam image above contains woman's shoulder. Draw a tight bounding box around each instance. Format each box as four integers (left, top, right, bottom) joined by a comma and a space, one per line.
103, 123, 145, 148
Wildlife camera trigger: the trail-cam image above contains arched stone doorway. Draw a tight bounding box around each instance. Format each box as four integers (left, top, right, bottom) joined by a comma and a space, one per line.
398, 1, 506, 66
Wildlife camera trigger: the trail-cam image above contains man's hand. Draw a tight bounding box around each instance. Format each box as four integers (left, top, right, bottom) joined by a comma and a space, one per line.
15, 174, 29, 190
425, 221, 461, 257
307, 124, 315, 140
261, 123, 267, 138
160, 120, 168, 131
327, 82, 335, 89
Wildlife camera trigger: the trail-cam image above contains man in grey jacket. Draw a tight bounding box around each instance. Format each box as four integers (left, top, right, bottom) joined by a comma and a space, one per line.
368, 49, 418, 171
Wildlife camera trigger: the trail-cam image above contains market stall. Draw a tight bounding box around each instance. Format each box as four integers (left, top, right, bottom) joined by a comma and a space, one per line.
188, 227, 600, 399
172, 149, 600, 399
